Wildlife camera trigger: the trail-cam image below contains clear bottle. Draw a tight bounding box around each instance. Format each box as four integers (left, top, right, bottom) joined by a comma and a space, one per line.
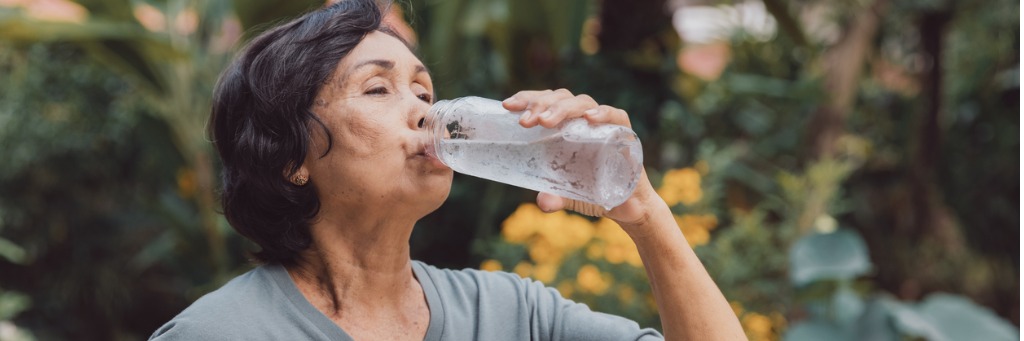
425, 96, 643, 210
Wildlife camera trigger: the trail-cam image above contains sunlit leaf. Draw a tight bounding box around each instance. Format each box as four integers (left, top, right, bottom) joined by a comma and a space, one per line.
0, 14, 136, 41
0, 237, 26, 264
789, 228, 871, 286
0, 290, 31, 321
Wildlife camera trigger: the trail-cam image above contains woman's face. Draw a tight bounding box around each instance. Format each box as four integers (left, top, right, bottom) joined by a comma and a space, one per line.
303, 31, 452, 219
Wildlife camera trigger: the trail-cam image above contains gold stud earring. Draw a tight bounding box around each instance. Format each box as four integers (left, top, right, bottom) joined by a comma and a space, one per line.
293, 175, 308, 186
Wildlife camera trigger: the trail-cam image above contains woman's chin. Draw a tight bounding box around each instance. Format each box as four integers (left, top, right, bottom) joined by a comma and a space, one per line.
416, 173, 454, 212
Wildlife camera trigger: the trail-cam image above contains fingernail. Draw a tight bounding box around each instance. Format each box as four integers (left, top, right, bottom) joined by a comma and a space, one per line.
521, 110, 533, 121
584, 108, 599, 117
503, 97, 521, 105
539, 111, 552, 119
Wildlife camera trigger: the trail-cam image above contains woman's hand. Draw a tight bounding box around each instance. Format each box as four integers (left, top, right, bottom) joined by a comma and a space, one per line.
503, 89, 746, 340
502, 89, 665, 230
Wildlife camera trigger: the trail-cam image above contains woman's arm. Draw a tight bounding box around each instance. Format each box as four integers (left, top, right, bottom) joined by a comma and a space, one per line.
504, 89, 746, 341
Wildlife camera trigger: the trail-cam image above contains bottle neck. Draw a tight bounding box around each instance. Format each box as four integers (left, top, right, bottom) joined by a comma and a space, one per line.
424, 98, 456, 160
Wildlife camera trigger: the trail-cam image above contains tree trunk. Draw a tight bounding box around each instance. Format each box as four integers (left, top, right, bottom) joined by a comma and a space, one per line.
807, 0, 886, 159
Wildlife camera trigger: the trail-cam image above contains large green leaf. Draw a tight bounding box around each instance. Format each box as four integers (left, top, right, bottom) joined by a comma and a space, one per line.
890, 293, 1018, 341
853, 295, 901, 341
788, 228, 871, 286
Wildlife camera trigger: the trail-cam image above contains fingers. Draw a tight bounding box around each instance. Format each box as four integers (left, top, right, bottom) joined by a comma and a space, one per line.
583, 105, 632, 128
504, 89, 600, 128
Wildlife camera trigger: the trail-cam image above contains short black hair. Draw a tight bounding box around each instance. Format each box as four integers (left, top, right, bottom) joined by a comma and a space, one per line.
210, 0, 397, 264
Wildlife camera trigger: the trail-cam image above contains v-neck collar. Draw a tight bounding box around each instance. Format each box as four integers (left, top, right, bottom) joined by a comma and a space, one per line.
267, 261, 444, 340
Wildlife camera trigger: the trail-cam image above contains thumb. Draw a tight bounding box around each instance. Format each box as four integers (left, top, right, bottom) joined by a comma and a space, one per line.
536, 192, 565, 212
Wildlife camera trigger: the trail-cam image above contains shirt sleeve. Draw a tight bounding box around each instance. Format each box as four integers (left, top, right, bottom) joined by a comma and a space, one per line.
430, 265, 663, 341
518, 276, 664, 341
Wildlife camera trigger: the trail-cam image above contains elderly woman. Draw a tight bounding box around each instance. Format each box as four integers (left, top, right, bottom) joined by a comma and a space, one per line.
150, 0, 744, 340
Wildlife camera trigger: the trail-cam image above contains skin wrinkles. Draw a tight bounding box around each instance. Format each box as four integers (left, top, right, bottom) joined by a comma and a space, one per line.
288, 31, 448, 341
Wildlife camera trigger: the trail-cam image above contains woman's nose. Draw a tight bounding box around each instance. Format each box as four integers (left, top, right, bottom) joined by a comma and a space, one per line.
410, 97, 430, 130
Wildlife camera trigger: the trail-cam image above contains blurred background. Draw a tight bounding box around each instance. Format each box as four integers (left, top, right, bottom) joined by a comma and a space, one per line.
0, 0, 1018, 340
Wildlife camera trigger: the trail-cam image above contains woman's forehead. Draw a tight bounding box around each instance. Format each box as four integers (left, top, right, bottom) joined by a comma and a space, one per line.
339, 31, 424, 74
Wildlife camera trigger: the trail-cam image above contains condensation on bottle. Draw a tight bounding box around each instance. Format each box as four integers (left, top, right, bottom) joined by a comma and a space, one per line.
425, 96, 644, 210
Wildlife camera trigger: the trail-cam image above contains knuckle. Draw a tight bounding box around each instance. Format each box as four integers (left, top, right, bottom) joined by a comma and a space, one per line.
575, 94, 595, 103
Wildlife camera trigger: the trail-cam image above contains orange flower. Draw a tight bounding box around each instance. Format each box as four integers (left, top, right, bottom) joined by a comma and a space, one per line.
479, 259, 502, 272
658, 168, 703, 206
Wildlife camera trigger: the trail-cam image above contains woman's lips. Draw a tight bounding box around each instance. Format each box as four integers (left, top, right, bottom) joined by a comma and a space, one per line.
413, 149, 449, 170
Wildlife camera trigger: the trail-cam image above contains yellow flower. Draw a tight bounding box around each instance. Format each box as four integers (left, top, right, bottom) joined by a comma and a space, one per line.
502, 203, 543, 243
657, 167, 703, 206
682, 224, 710, 247
479, 259, 502, 272
675, 214, 718, 247
595, 218, 630, 244
513, 261, 533, 278
536, 211, 593, 251
528, 238, 564, 265
533, 262, 558, 284
576, 264, 611, 295
742, 313, 773, 341
604, 243, 627, 264
593, 218, 643, 267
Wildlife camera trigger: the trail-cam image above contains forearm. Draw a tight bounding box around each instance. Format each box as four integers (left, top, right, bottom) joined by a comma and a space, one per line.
622, 204, 746, 341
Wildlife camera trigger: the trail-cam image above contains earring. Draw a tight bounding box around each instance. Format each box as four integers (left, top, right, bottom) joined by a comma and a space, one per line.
293, 175, 308, 186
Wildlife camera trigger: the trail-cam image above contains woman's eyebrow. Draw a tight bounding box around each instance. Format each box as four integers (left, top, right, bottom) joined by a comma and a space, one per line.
338, 60, 429, 85
339, 59, 394, 85
352, 59, 394, 73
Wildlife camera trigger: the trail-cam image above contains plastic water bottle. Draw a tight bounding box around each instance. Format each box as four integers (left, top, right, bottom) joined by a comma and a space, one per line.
425, 96, 643, 210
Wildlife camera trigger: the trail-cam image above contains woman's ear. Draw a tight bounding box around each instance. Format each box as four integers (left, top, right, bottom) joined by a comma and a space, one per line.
285, 164, 310, 186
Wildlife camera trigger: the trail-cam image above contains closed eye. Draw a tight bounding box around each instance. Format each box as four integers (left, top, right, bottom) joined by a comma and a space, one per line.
418, 93, 432, 103
365, 87, 388, 95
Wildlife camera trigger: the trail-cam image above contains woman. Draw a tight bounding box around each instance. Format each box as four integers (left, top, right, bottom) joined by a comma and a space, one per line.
150, 0, 745, 340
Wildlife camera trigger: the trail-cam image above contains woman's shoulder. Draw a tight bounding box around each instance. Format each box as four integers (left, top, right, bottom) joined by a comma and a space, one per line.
148, 264, 321, 340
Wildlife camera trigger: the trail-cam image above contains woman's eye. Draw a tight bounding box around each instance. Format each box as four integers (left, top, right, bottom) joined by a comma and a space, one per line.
417, 93, 432, 103
365, 87, 388, 95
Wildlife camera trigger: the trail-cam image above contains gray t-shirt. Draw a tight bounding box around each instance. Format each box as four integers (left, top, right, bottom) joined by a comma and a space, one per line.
150, 260, 662, 340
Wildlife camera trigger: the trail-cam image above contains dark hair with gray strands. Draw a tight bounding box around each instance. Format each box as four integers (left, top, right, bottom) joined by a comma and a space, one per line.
209, 0, 406, 264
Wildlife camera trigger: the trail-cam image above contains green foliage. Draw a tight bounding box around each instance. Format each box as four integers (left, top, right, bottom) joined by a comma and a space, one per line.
0, 0, 318, 338
0, 0, 1016, 338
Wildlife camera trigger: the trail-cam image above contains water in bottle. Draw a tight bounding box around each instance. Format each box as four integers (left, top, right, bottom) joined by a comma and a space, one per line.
425, 96, 643, 210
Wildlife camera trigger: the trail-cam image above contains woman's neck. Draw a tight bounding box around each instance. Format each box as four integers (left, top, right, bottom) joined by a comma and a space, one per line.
287, 212, 421, 318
